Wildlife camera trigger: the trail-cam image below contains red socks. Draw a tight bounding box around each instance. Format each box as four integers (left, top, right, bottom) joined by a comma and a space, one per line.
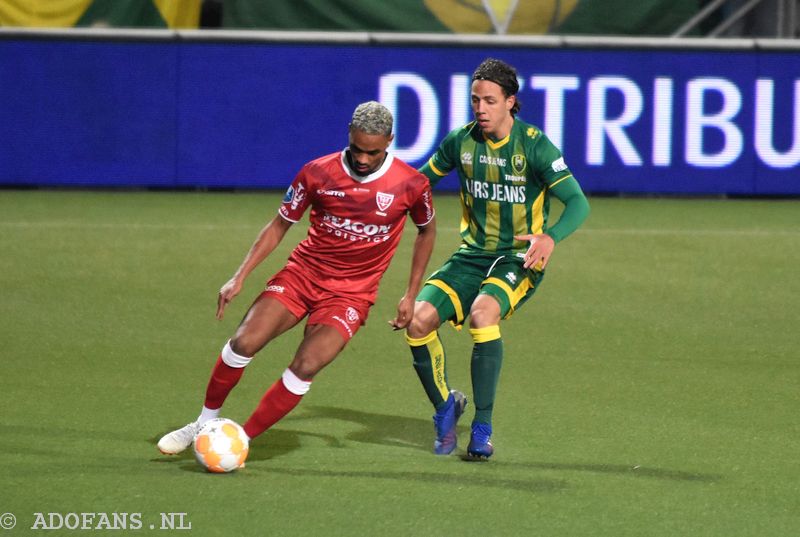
243, 369, 311, 439
202, 340, 312, 440
203, 355, 245, 410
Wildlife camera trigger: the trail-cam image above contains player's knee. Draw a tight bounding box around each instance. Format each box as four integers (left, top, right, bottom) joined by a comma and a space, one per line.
405, 318, 426, 339
469, 299, 501, 329
229, 335, 260, 358
406, 304, 439, 339
469, 310, 500, 328
221, 339, 252, 368
288, 357, 322, 381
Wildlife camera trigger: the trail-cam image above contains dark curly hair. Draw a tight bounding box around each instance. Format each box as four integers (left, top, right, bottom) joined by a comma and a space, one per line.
472, 58, 521, 116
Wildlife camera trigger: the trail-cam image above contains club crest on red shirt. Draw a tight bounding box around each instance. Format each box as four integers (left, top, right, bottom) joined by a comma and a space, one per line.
376, 192, 394, 213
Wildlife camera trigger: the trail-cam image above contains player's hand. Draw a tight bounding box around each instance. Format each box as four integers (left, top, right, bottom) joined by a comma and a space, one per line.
514, 233, 555, 270
216, 277, 243, 320
389, 294, 414, 330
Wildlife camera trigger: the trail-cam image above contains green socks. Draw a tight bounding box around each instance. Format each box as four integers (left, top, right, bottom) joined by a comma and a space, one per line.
407, 331, 450, 409
407, 325, 503, 422
469, 326, 503, 425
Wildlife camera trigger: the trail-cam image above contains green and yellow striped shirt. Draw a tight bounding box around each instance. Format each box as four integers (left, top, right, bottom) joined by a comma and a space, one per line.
421, 117, 585, 255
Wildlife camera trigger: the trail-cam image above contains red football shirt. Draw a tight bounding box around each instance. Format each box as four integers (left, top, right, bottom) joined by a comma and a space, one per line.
278, 149, 434, 303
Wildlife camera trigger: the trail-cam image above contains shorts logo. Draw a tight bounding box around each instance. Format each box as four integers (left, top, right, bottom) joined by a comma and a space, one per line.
505, 272, 517, 284
376, 192, 394, 214
266, 285, 285, 293
345, 307, 359, 324
333, 316, 354, 337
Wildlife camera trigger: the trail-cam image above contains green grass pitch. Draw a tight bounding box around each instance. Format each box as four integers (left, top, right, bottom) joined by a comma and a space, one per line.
1, 190, 798, 536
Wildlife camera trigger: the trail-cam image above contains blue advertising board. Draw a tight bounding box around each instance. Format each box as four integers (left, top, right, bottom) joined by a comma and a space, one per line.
1, 35, 798, 195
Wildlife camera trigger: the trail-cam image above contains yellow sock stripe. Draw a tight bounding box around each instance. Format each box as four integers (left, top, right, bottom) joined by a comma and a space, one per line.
427, 279, 465, 325
405, 330, 438, 347
406, 331, 450, 401
427, 336, 450, 402
470, 325, 501, 343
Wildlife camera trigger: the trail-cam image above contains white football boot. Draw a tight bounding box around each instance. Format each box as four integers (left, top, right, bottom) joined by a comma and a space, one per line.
157, 421, 201, 455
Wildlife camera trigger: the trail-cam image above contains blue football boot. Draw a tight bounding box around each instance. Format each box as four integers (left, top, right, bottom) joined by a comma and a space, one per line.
432, 390, 467, 455
467, 422, 494, 459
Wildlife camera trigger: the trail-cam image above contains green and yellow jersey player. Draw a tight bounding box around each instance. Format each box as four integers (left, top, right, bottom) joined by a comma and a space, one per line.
403, 58, 590, 459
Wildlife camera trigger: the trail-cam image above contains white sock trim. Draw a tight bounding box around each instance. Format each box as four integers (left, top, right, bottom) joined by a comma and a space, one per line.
221, 340, 252, 368
281, 368, 311, 395
197, 406, 220, 425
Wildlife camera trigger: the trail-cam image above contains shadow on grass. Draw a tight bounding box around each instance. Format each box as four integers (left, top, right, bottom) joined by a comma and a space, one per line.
147, 405, 433, 470
263, 466, 566, 493
491, 460, 721, 483
148, 407, 721, 484
290, 405, 436, 447
240, 405, 437, 462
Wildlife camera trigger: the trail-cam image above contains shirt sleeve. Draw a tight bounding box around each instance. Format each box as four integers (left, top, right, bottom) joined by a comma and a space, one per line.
418, 129, 459, 187
408, 178, 435, 227
546, 170, 590, 244
529, 131, 590, 243
278, 166, 312, 223
530, 132, 574, 188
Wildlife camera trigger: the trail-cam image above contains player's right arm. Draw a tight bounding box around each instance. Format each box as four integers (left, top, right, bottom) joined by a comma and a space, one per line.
216, 214, 293, 320
418, 128, 461, 186
217, 170, 312, 319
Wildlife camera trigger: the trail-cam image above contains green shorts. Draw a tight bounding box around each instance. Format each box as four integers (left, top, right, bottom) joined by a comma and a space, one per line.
417, 248, 545, 326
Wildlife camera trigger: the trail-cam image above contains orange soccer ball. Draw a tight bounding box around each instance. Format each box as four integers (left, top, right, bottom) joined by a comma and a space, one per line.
193, 418, 249, 473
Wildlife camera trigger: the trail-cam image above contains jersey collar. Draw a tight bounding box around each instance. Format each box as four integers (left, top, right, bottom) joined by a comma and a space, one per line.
339, 149, 395, 183
482, 131, 511, 150
480, 117, 516, 150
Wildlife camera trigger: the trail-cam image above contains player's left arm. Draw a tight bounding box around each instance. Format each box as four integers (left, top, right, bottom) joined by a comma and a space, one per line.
516, 178, 590, 270
217, 214, 293, 319
390, 181, 437, 330
515, 135, 590, 270
545, 177, 590, 243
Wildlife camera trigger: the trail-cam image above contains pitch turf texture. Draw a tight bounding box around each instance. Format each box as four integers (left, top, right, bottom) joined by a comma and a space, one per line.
1, 190, 798, 536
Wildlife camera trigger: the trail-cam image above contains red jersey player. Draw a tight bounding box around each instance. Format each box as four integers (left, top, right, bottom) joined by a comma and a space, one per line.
157, 101, 436, 456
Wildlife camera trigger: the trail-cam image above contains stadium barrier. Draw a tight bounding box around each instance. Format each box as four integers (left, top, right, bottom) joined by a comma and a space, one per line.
1, 27, 799, 195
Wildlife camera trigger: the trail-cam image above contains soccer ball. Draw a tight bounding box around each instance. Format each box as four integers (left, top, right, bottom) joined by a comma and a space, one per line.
193, 418, 249, 473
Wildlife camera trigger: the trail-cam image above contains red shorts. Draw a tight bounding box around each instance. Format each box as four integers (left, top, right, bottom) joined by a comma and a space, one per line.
262, 266, 372, 342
